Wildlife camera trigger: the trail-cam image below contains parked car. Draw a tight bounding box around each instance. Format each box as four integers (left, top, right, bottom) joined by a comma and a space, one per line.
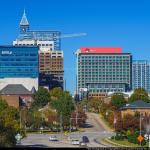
82, 136, 89, 143
49, 136, 58, 141
71, 139, 80, 145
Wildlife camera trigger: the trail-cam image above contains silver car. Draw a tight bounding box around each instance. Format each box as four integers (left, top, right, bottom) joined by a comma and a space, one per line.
49, 136, 58, 141
71, 139, 80, 145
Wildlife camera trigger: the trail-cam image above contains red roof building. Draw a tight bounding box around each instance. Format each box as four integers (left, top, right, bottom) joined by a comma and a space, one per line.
80, 47, 122, 54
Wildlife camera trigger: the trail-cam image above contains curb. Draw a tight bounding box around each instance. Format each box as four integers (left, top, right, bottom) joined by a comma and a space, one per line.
104, 138, 132, 147
94, 138, 109, 147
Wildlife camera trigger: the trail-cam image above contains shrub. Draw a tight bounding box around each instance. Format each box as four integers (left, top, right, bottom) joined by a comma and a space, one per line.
115, 132, 125, 140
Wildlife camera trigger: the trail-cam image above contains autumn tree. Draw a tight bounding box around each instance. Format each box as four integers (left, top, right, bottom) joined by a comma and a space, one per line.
43, 108, 59, 130
88, 98, 103, 113
71, 107, 87, 127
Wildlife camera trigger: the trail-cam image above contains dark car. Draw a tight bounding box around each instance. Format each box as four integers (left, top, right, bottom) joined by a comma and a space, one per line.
82, 136, 89, 143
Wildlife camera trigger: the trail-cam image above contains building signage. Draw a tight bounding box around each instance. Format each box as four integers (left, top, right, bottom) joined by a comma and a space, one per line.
1, 51, 12, 54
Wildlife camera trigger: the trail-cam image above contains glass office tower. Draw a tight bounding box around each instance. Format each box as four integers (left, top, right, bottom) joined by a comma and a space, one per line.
76, 48, 132, 95
0, 46, 39, 91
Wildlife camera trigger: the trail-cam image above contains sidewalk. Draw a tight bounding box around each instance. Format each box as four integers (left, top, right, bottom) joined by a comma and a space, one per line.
98, 113, 114, 132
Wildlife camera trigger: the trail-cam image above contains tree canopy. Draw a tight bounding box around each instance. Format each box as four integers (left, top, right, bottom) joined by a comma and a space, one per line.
49, 87, 66, 101
0, 98, 20, 147
129, 88, 149, 103
50, 91, 75, 127
111, 93, 126, 109
32, 86, 50, 108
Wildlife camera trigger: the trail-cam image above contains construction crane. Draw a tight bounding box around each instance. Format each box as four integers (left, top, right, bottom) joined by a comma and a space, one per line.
31, 32, 87, 41
15, 32, 87, 50
54, 33, 87, 39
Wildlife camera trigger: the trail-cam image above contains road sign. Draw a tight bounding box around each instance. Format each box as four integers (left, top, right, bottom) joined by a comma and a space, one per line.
137, 135, 144, 142
144, 134, 149, 141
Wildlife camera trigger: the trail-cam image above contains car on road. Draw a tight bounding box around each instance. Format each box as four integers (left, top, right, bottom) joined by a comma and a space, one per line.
82, 136, 89, 143
49, 136, 58, 141
71, 139, 80, 145
79, 141, 87, 147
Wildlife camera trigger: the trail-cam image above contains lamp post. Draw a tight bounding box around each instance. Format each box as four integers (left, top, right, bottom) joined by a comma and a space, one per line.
140, 112, 142, 146
139, 93, 144, 146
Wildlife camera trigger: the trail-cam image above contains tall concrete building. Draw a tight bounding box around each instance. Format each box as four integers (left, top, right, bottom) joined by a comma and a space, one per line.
0, 46, 39, 91
76, 48, 132, 99
132, 60, 150, 92
13, 10, 64, 89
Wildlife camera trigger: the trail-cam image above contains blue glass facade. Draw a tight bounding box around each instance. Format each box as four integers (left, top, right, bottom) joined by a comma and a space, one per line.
0, 46, 39, 78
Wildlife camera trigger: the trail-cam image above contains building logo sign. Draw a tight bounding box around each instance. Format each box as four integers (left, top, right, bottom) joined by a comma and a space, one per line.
1, 51, 12, 54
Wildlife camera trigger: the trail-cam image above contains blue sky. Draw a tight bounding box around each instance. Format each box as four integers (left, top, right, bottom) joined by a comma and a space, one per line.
0, 0, 150, 94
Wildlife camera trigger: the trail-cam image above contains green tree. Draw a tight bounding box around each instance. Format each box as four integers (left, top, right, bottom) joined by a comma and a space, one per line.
129, 88, 149, 103
0, 120, 16, 147
32, 87, 50, 108
111, 93, 126, 109
49, 87, 65, 101
0, 99, 20, 147
0, 98, 8, 112
50, 91, 75, 128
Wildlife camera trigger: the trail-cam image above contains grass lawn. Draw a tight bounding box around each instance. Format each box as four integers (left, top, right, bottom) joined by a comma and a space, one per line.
107, 138, 148, 147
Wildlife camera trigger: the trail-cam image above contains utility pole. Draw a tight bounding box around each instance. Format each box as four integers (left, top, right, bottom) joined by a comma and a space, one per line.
76, 107, 78, 129
20, 108, 22, 134
140, 112, 142, 146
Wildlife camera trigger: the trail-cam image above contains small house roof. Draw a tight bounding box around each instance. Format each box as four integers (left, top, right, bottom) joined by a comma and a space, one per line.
120, 100, 150, 110
0, 84, 32, 95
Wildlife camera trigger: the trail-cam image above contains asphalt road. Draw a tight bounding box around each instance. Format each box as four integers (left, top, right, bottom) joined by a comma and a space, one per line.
19, 112, 114, 148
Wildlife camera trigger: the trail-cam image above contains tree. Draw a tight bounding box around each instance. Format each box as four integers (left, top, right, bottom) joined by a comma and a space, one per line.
0, 99, 20, 147
50, 91, 75, 128
32, 87, 50, 108
111, 93, 126, 109
44, 108, 59, 130
0, 120, 16, 147
87, 98, 103, 113
71, 108, 87, 127
129, 88, 149, 103
49, 87, 64, 101
0, 98, 8, 112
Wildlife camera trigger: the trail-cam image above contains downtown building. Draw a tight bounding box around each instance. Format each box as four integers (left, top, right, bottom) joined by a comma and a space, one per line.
132, 60, 150, 93
0, 46, 39, 91
13, 10, 64, 90
76, 48, 132, 99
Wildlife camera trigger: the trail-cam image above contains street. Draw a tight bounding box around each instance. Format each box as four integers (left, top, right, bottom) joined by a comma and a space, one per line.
19, 112, 114, 147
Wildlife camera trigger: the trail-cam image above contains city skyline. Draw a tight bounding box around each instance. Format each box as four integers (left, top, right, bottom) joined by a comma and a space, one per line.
1, 0, 150, 94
